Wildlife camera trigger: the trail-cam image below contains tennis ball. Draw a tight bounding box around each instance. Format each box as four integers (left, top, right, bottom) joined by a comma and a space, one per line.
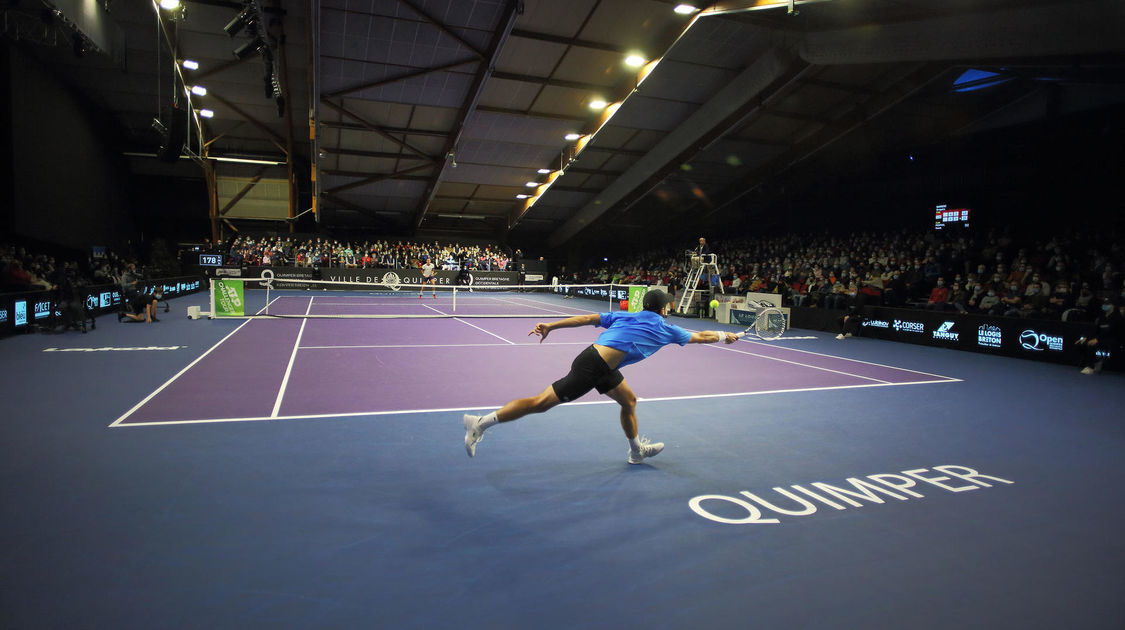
709, 299, 719, 309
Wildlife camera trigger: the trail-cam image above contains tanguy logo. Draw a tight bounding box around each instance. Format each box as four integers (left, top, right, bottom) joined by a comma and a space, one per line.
862, 319, 890, 329
689, 465, 1013, 525
892, 319, 925, 333
977, 324, 1002, 348
1019, 329, 1063, 352
932, 321, 959, 341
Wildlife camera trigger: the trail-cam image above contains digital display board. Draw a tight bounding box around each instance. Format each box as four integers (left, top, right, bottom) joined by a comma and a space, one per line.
934, 204, 970, 230
199, 253, 224, 266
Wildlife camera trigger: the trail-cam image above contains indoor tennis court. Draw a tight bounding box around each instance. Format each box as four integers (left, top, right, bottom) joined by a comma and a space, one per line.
3, 288, 1123, 629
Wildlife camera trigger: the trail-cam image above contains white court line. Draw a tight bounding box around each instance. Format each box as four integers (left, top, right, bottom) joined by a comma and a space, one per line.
109, 296, 281, 427
109, 379, 960, 428
299, 342, 589, 349
271, 296, 314, 417
452, 317, 516, 344
703, 342, 892, 384
680, 324, 960, 381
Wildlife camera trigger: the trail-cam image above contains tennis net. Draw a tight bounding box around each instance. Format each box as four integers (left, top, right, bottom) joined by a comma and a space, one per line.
209, 275, 651, 319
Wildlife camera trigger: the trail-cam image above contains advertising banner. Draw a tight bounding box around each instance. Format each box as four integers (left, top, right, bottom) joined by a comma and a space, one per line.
316, 267, 519, 288
1, 275, 205, 337
627, 286, 647, 312
213, 278, 246, 317
856, 307, 1100, 365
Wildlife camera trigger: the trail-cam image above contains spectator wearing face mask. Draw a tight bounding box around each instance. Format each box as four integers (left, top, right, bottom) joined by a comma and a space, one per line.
947, 281, 970, 313
926, 276, 949, 310
1046, 282, 1075, 319
1001, 283, 1024, 317
978, 286, 1002, 315
966, 283, 987, 313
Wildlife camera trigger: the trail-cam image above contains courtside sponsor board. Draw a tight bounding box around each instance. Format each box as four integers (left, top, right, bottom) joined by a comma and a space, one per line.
1019, 329, 1063, 352
628, 286, 647, 312
214, 278, 245, 317
977, 324, 1002, 348
892, 319, 925, 334
730, 309, 758, 326
932, 321, 959, 341
689, 465, 1012, 525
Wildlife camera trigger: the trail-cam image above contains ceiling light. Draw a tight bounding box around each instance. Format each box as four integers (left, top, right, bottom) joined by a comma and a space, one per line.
190, 85, 207, 96
516, 194, 530, 199
537, 168, 552, 174
199, 109, 214, 118
589, 99, 608, 110
525, 182, 539, 187
181, 59, 199, 70
159, 0, 181, 9
673, 4, 699, 14
564, 133, 581, 141
625, 55, 646, 67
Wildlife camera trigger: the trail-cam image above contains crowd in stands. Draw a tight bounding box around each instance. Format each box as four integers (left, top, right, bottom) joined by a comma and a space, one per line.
224, 235, 518, 271
571, 227, 1125, 322
1, 243, 144, 294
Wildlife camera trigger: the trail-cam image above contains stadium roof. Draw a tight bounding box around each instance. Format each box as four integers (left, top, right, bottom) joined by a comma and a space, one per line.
8, 0, 1125, 249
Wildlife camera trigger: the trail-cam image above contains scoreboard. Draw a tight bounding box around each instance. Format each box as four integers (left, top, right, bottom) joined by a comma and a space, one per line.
934, 204, 970, 230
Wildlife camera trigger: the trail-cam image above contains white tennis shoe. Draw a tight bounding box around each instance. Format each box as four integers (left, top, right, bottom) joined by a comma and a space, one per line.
628, 436, 664, 464
464, 414, 484, 457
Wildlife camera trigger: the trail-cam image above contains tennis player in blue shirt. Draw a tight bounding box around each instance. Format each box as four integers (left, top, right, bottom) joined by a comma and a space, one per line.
464, 289, 738, 464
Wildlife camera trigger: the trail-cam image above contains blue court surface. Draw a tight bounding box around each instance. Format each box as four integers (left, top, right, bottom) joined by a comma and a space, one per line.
2, 291, 1124, 629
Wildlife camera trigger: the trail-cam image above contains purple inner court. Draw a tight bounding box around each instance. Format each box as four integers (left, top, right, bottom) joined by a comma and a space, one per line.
117, 292, 954, 425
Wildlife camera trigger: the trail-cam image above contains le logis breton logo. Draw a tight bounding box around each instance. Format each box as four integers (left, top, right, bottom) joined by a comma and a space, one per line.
689, 465, 1012, 525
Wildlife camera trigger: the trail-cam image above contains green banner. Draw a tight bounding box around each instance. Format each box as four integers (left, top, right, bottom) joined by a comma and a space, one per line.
214, 278, 245, 317
628, 286, 647, 313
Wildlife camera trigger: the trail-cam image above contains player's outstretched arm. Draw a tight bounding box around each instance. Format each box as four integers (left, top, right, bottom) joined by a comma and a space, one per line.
529, 313, 600, 342
689, 330, 739, 344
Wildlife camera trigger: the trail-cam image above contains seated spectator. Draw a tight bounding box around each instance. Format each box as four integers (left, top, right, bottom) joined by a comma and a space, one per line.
926, 277, 949, 310
977, 286, 1001, 314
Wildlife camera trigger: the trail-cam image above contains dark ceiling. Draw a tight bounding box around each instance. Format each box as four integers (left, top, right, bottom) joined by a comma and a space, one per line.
7, 0, 1125, 253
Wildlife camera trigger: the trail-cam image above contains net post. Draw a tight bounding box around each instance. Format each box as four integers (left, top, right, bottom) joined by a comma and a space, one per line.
264, 277, 270, 316
208, 278, 215, 319
452, 286, 457, 313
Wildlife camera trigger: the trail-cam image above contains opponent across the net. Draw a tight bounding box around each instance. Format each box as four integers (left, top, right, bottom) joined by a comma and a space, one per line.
208, 273, 653, 319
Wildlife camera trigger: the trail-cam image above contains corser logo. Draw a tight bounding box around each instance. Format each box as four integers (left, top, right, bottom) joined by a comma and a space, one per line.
86, 294, 100, 310
1019, 329, 1063, 352
862, 319, 890, 329
893, 319, 925, 334
977, 325, 1002, 348
932, 321, 959, 341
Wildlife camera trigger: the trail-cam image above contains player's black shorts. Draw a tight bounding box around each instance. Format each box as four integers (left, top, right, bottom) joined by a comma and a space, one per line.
551, 345, 624, 403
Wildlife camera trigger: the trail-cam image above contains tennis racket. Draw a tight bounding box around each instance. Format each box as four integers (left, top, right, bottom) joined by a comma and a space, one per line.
734, 307, 787, 341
